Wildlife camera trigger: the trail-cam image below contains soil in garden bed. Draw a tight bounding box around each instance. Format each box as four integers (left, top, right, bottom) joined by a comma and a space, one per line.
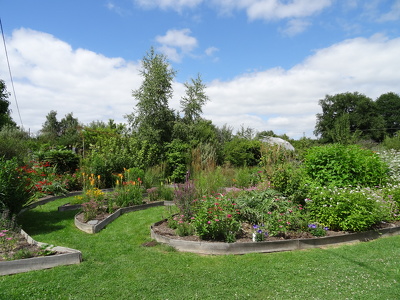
152, 220, 400, 243
0, 232, 57, 261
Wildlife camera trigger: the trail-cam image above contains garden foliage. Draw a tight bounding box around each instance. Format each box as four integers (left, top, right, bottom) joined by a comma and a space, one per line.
303, 144, 388, 187
0, 157, 34, 215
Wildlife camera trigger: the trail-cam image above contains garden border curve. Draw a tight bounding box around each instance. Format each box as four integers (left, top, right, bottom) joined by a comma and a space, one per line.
74, 201, 166, 234
0, 229, 82, 276
150, 220, 400, 255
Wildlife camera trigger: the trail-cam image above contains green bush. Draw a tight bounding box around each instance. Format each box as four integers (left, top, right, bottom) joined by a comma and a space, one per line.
303, 144, 388, 187
382, 131, 400, 150
165, 139, 189, 183
305, 185, 392, 231
192, 194, 241, 242
33, 148, 79, 174
223, 138, 261, 167
234, 188, 305, 236
0, 157, 34, 215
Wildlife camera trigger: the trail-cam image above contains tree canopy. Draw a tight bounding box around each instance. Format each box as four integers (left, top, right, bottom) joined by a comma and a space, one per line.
314, 92, 385, 143
0, 80, 17, 130
127, 47, 176, 147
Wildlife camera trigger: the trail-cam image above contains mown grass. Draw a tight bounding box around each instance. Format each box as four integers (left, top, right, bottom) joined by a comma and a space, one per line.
1, 197, 400, 299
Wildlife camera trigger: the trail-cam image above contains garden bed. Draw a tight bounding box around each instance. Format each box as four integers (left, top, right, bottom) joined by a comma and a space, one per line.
0, 229, 82, 276
74, 201, 165, 234
150, 219, 400, 255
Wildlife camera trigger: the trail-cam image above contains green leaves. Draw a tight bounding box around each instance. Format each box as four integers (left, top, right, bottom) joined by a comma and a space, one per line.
304, 144, 388, 187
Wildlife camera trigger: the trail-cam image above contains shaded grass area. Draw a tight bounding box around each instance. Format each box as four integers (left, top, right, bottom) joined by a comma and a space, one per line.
1, 197, 400, 299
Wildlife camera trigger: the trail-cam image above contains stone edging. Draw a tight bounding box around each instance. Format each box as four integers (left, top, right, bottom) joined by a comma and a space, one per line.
1, 229, 82, 276
75, 201, 165, 234
150, 220, 400, 255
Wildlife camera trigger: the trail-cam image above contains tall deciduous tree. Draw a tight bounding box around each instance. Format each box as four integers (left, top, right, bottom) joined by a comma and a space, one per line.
40, 110, 61, 140
376, 92, 400, 137
314, 92, 385, 143
180, 74, 209, 124
127, 47, 176, 147
0, 79, 17, 130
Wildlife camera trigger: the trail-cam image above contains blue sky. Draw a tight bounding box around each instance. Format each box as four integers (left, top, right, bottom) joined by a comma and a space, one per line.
1, 0, 400, 138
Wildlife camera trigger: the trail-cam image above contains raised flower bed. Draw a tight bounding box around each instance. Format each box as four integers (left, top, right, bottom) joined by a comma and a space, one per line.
74, 201, 165, 234
1, 229, 82, 276
150, 219, 400, 255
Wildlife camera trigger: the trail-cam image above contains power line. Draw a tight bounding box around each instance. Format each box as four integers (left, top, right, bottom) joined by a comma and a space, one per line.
0, 17, 24, 129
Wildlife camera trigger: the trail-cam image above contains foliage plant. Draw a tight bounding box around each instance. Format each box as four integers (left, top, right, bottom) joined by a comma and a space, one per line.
173, 172, 197, 220
193, 166, 227, 197
0, 229, 17, 259
191, 194, 241, 242
113, 169, 144, 207
0, 157, 34, 215
303, 144, 388, 187
234, 188, 305, 237
252, 224, 268, 242
223, 137, 261, 167
305, 185, 394, 231
21, 160, 80, 198
377, 149, 400, 183
165, 139, 190, 183
32, 148, 79, 174
307, 223, 329, 237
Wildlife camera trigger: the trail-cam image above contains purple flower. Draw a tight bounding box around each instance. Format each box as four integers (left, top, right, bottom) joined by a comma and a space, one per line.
308, 224, 317, 229
253, 224, 259, 229
324, 227, 329, 231
257, 229, 263, 234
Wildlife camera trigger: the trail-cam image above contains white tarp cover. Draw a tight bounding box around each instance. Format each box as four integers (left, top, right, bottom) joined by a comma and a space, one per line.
261, 137, 295, 151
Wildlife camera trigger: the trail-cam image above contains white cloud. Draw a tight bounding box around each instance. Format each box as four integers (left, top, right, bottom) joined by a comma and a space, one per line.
280, 18, 311, 36
134, 0, 203, 12
2, 29, 400, 139
155, 29, 198, 62
245, 0, 333, 21
378, 0, 400, 22
106, 2, 130, 16
205, 46, 219, 56
134, 0, 333, 22
0, 28, 142, 134
204, 34, 400, 138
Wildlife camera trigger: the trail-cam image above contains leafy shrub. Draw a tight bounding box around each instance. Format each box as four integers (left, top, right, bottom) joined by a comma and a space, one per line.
303, 144, 388, 187
263, 161, 307, 201
305, 185, 392, 231
235, 189, 305, 236
223, 138, 261, 167
382, 131, 400, 150
33, 148, 79, 174
165, 139, 189, 183
0, 157, 34, 215
191, 194, 241, 242
378, 149, 400, 183
0, 126, 31, 162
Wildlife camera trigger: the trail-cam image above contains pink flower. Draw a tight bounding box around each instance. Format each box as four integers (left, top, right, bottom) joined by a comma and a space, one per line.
215, 219, 219, 222
6, 237, 12, 240
227, 214, 232, 218
207, 221, 211, 224
267, 212, 272, 214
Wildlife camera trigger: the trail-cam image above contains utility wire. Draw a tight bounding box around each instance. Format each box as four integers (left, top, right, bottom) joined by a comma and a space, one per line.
0, 17, 24, 129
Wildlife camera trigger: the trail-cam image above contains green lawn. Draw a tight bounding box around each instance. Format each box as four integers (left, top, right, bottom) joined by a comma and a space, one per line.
1, 197, 400, 299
